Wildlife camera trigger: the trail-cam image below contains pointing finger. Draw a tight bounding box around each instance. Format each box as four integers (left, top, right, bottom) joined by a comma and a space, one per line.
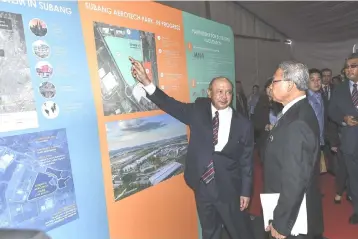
129, 56, 141, 67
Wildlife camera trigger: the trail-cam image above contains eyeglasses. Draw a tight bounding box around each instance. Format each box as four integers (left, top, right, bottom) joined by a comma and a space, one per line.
272, 80, 284, 84
345, 64, 358, 70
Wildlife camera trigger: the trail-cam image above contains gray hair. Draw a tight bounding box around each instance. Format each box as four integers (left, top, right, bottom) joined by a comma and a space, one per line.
278, 61, 309, 91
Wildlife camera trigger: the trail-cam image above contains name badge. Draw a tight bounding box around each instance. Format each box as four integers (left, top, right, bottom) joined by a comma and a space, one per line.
269, 135, 274, 142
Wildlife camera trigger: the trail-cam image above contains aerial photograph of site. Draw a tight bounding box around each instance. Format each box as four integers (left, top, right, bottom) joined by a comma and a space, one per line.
105, 114, 188, 201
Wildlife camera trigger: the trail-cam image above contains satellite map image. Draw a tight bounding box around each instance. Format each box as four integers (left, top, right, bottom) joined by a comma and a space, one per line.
93, 22, 159, 116
0, 129, 78, 231
0, 11, 38, 132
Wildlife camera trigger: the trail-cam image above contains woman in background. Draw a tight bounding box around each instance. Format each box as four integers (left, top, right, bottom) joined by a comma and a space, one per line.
247, 84, 260, 120
252, 78, 283, 161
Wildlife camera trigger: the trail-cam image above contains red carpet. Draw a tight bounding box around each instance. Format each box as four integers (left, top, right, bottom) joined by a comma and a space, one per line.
249, 153, 358, 239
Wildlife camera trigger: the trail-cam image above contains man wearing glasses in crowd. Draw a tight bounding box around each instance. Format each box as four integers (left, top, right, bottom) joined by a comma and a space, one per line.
329, 53, 358, 225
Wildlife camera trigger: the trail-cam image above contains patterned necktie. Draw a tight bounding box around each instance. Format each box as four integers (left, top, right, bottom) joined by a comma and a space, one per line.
324, 86, 328, 99
212, 111, 219, 145
201, 111, 219, 184
352, 84, 358, 107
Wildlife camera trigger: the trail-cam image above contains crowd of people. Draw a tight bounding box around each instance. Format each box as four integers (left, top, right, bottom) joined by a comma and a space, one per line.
129, 53, 358, 239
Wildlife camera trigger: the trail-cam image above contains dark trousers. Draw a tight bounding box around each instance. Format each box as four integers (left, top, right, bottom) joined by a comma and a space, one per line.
195, 180, 254, 239
343, 152, 358, 214
335, 150, 350, 196
322, 144, 333, 173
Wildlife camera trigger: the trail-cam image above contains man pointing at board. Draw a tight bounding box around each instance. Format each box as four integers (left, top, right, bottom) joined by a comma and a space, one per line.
129, 57, 254, 239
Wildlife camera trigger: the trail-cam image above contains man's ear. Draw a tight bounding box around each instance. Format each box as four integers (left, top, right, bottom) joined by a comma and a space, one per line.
287, 81, 294, 92
207, 89, 212, 98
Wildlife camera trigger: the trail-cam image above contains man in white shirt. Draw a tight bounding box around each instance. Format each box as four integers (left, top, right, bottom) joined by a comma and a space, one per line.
129, 57, 254, 239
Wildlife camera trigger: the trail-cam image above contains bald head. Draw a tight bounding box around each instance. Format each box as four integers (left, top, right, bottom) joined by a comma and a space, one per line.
208, 76, 233, 91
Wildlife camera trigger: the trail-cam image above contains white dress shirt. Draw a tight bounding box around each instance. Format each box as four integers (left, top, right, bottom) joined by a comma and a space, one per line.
281, 95, 306, 116
142, 83, 232, 152
211, 105, 232, 151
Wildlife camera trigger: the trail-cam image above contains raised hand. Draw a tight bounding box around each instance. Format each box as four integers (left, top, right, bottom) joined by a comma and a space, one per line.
129, 56, 151, 86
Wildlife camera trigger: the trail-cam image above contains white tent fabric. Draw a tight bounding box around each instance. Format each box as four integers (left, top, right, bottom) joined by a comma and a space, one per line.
291, 39, 358, 76
238, 1, 358, 43
239, 1, 358, 76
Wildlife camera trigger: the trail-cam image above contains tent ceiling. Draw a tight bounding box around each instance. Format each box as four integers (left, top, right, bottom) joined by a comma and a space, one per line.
238, 1, 358, 43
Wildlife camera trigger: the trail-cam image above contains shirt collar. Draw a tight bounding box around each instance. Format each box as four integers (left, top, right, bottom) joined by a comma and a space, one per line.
282, 95, 306, 115
307, 89, 321, 97
307, 89, 315, 96
211, 104, 232, 117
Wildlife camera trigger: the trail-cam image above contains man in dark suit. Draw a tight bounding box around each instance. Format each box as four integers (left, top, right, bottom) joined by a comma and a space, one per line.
235, 80, 249, 118
129, 57, 254, 239
328, 53, 358, 224
264, 61, 324, 239
320, 69, 338, 173
321, 68, 351, 203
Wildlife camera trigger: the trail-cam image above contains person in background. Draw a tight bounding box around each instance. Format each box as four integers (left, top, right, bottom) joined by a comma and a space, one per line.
332, 75, 342, 85
329, 74, 352, 204
264, 61, 323, 239
307, 68, 325, 148
321, 68, 332, 101
235, 80, 248, 118
320, 69, 350, 203
247, 84, 260, 120
252, 77, 283, 160
129, 57, 255, 238
340, 66, 347, 82
329, 53, 358, 224
320, 68, 338, 176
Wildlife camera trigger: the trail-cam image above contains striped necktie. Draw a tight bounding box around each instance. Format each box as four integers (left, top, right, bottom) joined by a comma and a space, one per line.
201, 111, 219, 184
352, 84, 358, 107
323, 86, 328, 99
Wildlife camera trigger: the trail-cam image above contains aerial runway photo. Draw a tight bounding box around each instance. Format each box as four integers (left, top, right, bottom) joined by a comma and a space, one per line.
93, 22, 159, 116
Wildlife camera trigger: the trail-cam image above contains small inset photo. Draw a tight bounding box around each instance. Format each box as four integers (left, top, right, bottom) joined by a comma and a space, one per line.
29, 18, 48, 37
41, 101, 59, 119
32, 40, 50, 59
39, 81, 56, 99
35, 61, 53, 79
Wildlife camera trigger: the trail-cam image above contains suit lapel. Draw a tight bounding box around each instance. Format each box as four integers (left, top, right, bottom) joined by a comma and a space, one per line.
228, 109, 238, 141
201, 99, 215, 150
221, 108, 238, 152
271, 99, 305, 134
342, 80, 358, 112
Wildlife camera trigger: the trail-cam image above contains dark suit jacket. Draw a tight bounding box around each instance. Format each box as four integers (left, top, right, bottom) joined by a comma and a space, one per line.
321, 84, 340, 147
236, 92, 248, 118
263, 98, 323, 236
147, 88, 254, 202
329, 80, 358, 155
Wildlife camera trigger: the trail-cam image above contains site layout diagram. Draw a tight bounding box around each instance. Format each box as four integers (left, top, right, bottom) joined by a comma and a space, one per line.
93, 22, 159, 116
0, 129, 78, 231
